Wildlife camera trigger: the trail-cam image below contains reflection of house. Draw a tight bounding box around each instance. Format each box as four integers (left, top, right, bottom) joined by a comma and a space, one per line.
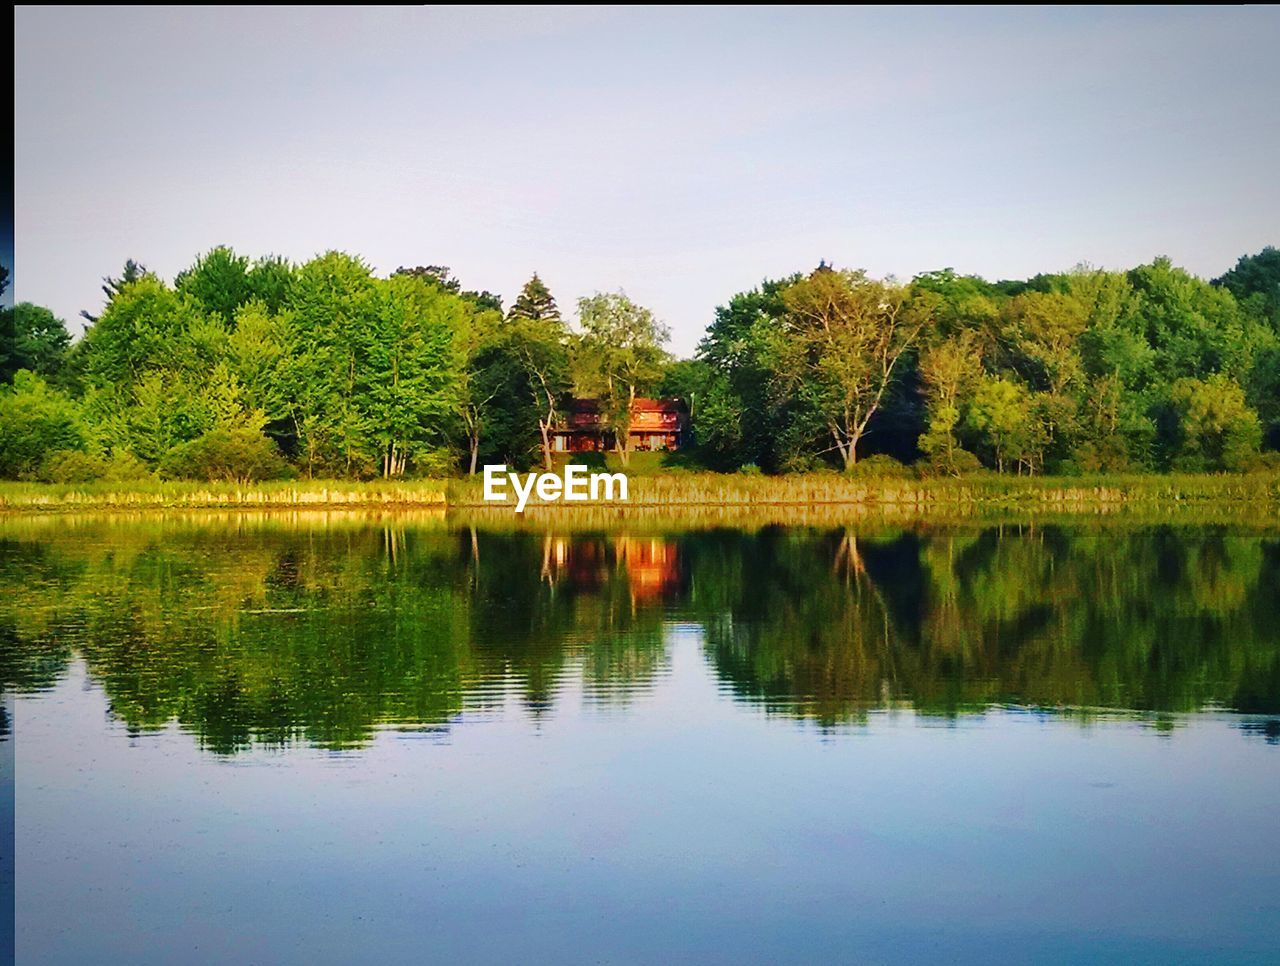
614, 537, 683, 602
541, 535, 685, 603
551, 398, 687, 453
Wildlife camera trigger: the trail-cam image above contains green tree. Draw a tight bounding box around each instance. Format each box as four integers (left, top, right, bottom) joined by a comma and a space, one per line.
227, 300, 296, 435
79, 259, 147, 324
507, 273, 560, 323
245, 255, 296, 315
1247, 342, 1280, 451
81, 274, 207, 388
767, 267, 933, 470
358, 274, 464, 477
966, 376, 1046, 473
574, 292, 670, 466
284, 252, 378, 475
698, 274, 800, 470
393, 265, 503, 314
1214, 246, 1280, 332
0, 371, 87, 477
1124, 257, 1252, 384
1167, 375, 1262, 472
0, 303, 71, 384
175, 246, 252, 323
659, 359, 741, 469
911, 268, 1003, 352
917, 330, 982, 473
454, 305, 511, 475
500, 274, 572, 469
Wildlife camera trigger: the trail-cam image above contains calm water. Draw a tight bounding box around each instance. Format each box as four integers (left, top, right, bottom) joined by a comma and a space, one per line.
3, 513, 1279, 964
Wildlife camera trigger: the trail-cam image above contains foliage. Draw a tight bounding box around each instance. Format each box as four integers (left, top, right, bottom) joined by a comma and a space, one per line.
506, 272, 559, 323
37, 449, 152, 483
0, 303, 71, 385
503, 274, 572, 470
844, 454, 914, 479
966, 376, 1046, 474
1166, 375, 1262, 472
765, 266, 932, 470
1214, 245, 1280, 332
38, 449, 110, 483
175, 246, 252, 323
697, 274, 799, 470
159, 427, 291, 483
3, 245, 1277, 483
574, 291, 670, 466
78, 259, 146, 324
0, 371, 87, 478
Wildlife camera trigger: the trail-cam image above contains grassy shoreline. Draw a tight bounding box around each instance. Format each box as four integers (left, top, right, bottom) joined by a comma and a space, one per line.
1, 472, 1277, 517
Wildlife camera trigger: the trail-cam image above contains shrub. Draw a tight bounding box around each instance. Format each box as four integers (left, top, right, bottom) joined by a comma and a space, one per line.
0, 371, 87, 479
845, 454, 913, 479
918, 447, 984, 478
1074, 438, 1132, 474
38, 449, 154, 484
102, 452, 153, 482
1242, 451, 1280, 474
39, 450, 109, 483
1168, 375, 1262, 472
160, 428, 290, 482
411, 447, 460, 478
737, 463, 762, 476
779, 453, 824, 473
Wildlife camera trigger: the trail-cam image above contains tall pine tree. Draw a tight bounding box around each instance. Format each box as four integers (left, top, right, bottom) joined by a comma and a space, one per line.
506, 274, 569, 467
507, 273, 561, 323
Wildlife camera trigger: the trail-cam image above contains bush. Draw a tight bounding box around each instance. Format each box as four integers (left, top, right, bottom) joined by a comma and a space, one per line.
38, 449, 154, 484
101, 452, 153, 482
1242, 451, 1280, 474
949, 449, 986, 475
39, 450, 109, 483
737, 463, 762, 476
845, 454, 913, 479
1074, 438, 1132, 474
918, 447, 985, 478
779, 453, 824, 473
411, 447, 460, 478
160, 428, 290, 482
0, 371, 86, 479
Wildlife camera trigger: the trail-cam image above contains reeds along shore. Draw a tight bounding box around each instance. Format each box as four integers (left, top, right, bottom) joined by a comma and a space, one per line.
1, 472, 1278, 519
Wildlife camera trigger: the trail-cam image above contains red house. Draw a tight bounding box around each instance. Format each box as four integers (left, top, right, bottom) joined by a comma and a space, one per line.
551, 398, 687, 453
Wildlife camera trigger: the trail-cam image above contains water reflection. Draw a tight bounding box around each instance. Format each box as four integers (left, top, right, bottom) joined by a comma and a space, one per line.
1, 516, 1277, 753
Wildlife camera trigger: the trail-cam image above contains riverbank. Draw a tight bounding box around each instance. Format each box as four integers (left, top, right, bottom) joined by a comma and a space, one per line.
1, 471, 1277, 517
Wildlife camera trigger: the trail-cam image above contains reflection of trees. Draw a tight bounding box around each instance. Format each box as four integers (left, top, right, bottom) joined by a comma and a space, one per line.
0, 540, 75, 694
0, 523, 672, 753
1, 519, 1277, 751
697, 526, 1280, 725
467, 531, 670, 712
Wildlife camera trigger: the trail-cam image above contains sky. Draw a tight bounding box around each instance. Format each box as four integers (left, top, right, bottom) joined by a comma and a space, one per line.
14, 5, 1280, 356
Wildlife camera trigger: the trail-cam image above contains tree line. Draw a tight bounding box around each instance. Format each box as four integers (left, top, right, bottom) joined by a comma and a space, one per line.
0, 245, 1277, 481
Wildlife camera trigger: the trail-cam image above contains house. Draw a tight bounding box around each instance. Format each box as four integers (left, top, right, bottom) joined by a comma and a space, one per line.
551, 398, 687, 453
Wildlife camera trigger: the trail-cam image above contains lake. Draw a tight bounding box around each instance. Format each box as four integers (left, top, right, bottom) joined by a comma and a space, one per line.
3, 512, 1279, 964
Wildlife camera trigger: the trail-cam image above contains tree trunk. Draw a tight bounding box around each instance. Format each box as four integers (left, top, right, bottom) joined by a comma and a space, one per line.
539, 418, 553, 470
469, 436, 479, 475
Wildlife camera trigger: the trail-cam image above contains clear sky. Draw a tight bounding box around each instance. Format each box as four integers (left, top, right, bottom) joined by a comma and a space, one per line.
14, 5, 1280, 356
